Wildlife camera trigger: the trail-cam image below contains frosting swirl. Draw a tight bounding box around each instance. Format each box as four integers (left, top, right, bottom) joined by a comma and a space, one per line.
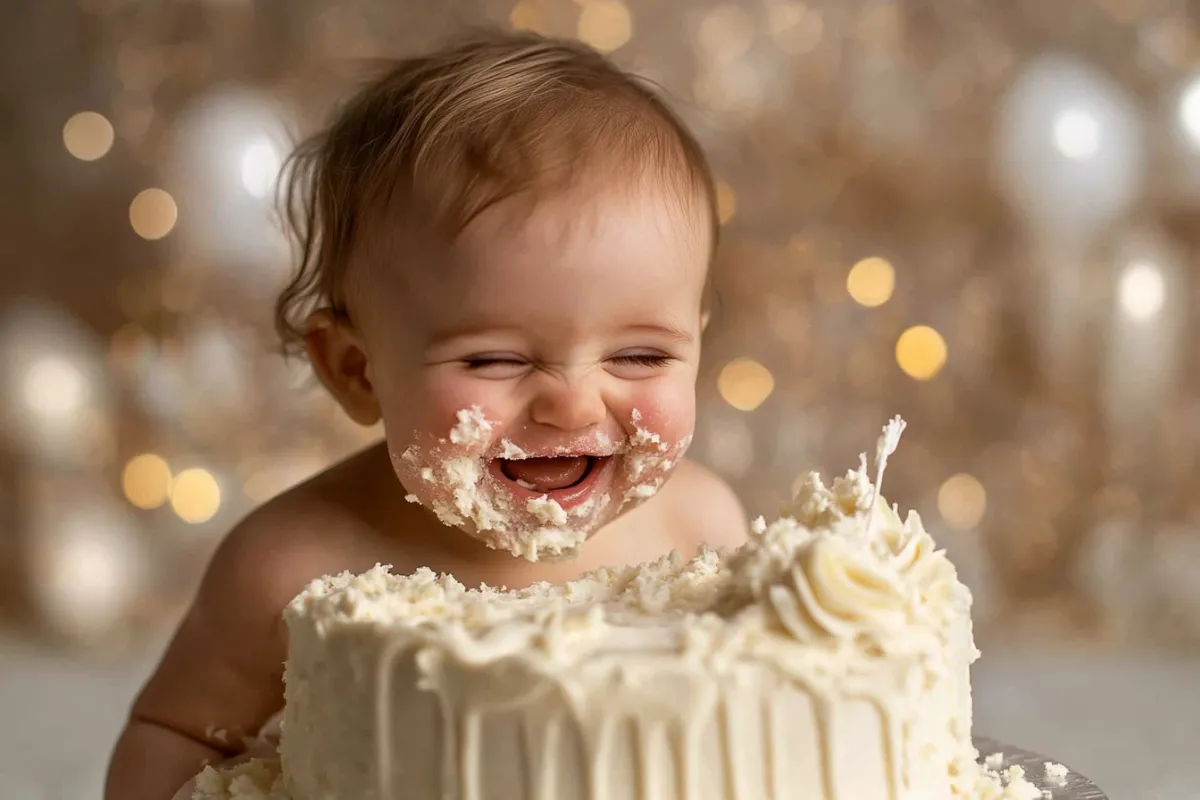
719, 464, 963, 653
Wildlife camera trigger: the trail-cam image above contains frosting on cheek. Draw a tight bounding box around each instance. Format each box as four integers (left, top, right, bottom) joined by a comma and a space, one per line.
390, 407, 516, 539
617, 409, 691, 508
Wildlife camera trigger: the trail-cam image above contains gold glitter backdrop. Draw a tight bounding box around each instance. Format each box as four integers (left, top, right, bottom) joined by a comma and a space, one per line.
1, 0, 1199, 653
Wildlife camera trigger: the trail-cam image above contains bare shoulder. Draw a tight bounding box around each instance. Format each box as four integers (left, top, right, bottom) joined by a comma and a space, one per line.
660, 459, 749, 554
130, 456, 383, 752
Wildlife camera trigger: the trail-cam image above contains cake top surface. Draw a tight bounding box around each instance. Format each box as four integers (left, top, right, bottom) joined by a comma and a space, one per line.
286, 416, 972, 662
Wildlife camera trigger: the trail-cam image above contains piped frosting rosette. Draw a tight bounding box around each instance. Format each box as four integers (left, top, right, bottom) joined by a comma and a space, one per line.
718, 443, 968, 657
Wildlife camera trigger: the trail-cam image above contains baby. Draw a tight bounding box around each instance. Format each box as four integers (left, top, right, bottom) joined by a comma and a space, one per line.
105, 30, 747, 799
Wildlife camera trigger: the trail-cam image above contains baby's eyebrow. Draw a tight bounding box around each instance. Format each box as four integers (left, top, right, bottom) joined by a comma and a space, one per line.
621, 323, 694, 345
424, 322, 518, 345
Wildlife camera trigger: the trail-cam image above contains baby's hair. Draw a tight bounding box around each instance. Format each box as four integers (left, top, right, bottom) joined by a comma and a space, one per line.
275, 29, 719, 356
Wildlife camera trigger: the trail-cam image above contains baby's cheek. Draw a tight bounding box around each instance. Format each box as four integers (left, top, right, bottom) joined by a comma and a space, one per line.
624, 382, 696, 445
414, 373, 513, 441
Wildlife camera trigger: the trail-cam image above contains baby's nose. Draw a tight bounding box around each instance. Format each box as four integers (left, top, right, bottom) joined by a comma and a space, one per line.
528, 374, 607, 432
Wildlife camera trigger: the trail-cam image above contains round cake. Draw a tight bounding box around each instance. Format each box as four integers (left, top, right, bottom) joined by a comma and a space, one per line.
191, 421, 1042, 800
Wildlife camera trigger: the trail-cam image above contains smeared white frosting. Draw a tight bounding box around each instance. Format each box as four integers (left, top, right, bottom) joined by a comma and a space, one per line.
393, 407, 689, 562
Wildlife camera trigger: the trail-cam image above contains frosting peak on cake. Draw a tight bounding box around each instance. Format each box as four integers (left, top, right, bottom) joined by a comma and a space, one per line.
718, 458, 966, 656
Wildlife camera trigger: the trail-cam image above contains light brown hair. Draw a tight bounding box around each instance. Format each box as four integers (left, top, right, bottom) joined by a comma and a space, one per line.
274, 29, 718, 355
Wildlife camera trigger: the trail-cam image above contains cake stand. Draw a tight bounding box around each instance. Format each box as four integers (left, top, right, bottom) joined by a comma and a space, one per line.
973, 736, 1108, 799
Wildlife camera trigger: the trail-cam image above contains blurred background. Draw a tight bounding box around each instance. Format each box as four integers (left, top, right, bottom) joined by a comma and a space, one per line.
2, 0, 1199, 796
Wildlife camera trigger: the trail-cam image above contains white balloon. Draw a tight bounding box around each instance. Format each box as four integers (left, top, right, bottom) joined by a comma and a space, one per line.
0, 303, 111, 465
26, 492, 146, 642
994, 55, 1145, 247
166, 89, 295, 291
1161, 72, 1200, 204
1101, 228, 1186, 437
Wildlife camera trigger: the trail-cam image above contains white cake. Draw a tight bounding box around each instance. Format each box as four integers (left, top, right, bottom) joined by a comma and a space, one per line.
191, 421, 1042, 800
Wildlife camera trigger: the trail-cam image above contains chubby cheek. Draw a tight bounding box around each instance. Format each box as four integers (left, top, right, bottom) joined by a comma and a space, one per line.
379, 370, 526, 478
619, 378, 697, 447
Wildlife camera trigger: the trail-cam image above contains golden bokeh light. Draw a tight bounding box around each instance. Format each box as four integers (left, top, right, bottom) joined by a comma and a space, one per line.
717, 358, 775, 411
129, 188, 178, 240
170, 468, 222, 524
847, 256, 896, 307
509, 0, 547, 32
63, 111, 115, 161
576, 0, 632, 53
122, 453, 172, 510
937, 473, 987, 530
895, 325, 947, 380
715, 180, 737, 224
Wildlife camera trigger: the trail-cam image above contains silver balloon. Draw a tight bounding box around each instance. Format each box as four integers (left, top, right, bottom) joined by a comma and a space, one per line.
993, 56, 1147, 380
994, 54, 1145, 248
165, 89, 294, 294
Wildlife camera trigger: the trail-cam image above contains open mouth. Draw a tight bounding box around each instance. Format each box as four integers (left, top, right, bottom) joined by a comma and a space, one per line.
490, 455, 611, 507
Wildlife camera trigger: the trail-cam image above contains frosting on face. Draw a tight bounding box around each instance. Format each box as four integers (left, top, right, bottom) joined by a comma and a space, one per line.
390, 407, 691, 561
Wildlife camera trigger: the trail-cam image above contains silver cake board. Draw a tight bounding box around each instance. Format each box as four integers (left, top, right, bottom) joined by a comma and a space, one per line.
974, 737, 1107, 799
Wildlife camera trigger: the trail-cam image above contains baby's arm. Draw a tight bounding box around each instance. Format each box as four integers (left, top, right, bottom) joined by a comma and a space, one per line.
105, 510, 313, 800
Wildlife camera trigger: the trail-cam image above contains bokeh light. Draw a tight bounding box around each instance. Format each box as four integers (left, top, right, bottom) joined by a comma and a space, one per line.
717, 358, 775, 411
28, 500, 144, 641
22, 356, 87, 418
62, 111, 114, 161
1052, 108, 1101, 160
846, 256, 896, 307
1118, 260, 1165, 320
509, 0, 547, 32
938, 473, 988, 530
129, 188, 178, 240
895, 325, 947, 380
576, 0, 632, 53
169, 468, 222, 523
1178, 75, 1200, 147
122, 453, 173, 510
239, 138, 282, 198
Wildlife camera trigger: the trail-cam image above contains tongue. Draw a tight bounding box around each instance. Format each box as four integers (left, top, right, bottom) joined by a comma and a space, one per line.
500, 457, 591, 492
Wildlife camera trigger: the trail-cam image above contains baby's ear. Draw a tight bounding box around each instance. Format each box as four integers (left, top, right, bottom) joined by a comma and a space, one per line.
304, 309, 381, 426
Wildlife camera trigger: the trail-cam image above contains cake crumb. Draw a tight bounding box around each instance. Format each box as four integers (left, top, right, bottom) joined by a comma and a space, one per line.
1043, 760, 1068, 784
983, 751, 1004, 769
448, 406, 491, 445
190, 757, 289, 799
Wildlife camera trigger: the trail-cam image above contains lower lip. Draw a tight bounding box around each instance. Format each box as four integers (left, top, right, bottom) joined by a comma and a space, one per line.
489, 456, 614, 510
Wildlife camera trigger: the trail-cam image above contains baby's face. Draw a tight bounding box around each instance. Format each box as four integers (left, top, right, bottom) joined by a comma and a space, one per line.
358, 179, 711, 560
